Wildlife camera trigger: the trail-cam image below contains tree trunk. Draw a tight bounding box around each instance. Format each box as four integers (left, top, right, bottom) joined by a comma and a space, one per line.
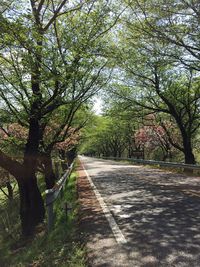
43, 153, 56, 189
183, 138, 195, 164
59, 150, 68, 171
6, 181, 13, 200
21, 116, 44, 236
66, 147, 77, 165
162, 154, 168, 162
18, 174, 45, 237
59, 150, 65, 160
181, 137, 195, 173
54, 161, 60, 180
184, 151, 195, 164
0, 150, 44, 236
113, 147, 118, 158
142, 147, 145, 160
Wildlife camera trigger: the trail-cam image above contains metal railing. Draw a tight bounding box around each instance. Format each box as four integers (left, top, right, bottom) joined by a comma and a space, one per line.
45, 161, 74, 232
101, 157, 200, 171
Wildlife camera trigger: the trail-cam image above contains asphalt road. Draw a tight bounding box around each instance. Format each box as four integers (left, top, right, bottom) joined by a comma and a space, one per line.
80, 156, 200, 267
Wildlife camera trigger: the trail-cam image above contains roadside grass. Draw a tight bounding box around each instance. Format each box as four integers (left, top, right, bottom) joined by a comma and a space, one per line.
0, 171, 87, 267
144, 164, 200, 176
107, 158, 200, 176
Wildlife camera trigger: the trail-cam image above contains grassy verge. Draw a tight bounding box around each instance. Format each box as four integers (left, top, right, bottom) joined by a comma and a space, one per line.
108, 158, 200, 176
144, 164, 200, 176
0, 171, 87, 267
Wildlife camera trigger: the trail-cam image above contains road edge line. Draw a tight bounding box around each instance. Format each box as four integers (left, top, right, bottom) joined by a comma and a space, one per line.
80, 160, 127, 245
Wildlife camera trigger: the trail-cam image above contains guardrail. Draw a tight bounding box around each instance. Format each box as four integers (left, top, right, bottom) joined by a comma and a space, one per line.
101, 157, 200, 171
45, 161, 74, 232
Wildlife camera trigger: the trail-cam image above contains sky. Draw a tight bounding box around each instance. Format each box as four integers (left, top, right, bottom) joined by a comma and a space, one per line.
93, 97, 103, 115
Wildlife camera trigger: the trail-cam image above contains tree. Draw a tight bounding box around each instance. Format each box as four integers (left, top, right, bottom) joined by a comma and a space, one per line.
81, 114, 141, 158
40, 106, 90, 188
128, 0, 200, 71
0, 0, 119, 236
0, 168, 14, 200
110, 6, 200, 164
135, 116, 181, 161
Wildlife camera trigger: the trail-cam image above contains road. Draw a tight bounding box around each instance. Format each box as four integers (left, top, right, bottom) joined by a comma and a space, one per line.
80, 156, 200, 267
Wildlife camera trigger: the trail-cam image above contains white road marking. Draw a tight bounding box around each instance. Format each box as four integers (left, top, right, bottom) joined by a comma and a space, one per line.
81, 160, 127, 245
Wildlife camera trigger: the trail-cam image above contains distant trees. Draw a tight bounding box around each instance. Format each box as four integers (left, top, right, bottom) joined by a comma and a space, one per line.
135, 116, 181, 161
81, 115, 141, 158
81, 111, 183, 162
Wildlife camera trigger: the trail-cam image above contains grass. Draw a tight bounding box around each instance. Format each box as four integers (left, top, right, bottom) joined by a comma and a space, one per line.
0, 171, 87, 267
109, 158, 200, 176
143, 164, 200, 176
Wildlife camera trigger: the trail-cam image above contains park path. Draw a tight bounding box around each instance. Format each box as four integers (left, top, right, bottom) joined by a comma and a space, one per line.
78, 156, 200, 267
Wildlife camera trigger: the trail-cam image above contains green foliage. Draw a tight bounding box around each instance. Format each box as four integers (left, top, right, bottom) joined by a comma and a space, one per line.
80, 114, 139, 158
0, 0, 119, 161
102, 0, 200, 163
0, 171, 86, 267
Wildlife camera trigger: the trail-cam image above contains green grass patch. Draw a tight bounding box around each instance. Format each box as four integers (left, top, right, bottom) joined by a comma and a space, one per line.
0, 171, 87, 267
110, 158, 200, 176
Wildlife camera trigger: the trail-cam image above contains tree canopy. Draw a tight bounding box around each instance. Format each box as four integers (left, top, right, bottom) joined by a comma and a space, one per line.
0, 0, 200, 237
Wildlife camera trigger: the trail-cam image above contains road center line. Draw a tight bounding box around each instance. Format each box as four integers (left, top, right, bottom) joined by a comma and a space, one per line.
80, 160, 127, 245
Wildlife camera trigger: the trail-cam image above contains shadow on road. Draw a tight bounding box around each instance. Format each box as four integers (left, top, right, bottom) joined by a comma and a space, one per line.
88, 164, 200, 267
77, 164, 132, 267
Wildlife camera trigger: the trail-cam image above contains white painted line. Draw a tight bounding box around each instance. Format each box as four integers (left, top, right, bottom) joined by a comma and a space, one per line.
81, 160, 127, 245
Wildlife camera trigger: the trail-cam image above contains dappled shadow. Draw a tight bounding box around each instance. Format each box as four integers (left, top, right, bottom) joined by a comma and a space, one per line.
81, 157, 200, 267
77, 163, 132, 267
114, 185, 200, 266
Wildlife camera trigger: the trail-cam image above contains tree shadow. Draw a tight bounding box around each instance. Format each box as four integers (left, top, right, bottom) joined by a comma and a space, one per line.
87, 163, 200, 267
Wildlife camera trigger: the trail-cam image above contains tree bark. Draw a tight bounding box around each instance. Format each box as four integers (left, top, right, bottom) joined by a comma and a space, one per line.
18, 174, 45, 236
66, 147, 77, 165
0, 149, 45, 236
21, 113, 45, 236
180, 135, 195, 173
43, 153, 56, 189
183, 138, 195, 164
6, 181, 13, 200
